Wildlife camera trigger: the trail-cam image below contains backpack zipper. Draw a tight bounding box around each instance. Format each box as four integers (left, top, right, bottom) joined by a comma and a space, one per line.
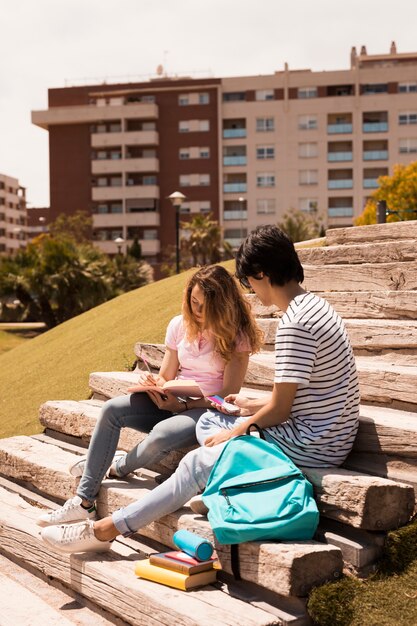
220, 474, 297, 506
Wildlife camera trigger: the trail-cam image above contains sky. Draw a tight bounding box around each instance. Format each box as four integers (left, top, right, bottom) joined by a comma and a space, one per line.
1, 0, 417, 207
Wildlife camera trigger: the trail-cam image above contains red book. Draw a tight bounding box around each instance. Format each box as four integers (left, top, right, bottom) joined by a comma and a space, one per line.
149, 551, 218, 575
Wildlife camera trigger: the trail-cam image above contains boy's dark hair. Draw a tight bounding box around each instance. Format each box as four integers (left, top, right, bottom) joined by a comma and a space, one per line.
235, 225, 304, 286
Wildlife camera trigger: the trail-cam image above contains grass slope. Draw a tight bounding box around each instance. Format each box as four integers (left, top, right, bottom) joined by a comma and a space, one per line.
0, 267, 206, 439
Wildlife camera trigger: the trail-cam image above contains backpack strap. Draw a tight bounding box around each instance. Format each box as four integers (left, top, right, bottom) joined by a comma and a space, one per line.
230, 544, 242, 580
245, 423, 266, 440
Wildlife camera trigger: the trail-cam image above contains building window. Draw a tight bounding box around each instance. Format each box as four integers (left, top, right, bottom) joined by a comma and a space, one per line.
299, 170, 318, 185
299, 198, 318, 212
398, 112, 417, 125
179, 148, 190, 159
199, 120, 210, 131
256, 199, 276, 215
256, 89, 274, 101
199, 147, 210, 158
180, 175, 191, 187
142, 175, 157, 185
299, 142, 318, 158
362, 83, 389, 95
223, 92, 246, 102
143, 229, 158, 240
179, 121, 189, 132
257, 173, 275, 187
199, 174, 210, 186
256, 117, 274, 132
256, 145, 275, 160
298, 115, 318, 130
399, 138, 417, 153
298, 87, 318, 99
199, 92, 210, 104
399, 82, 417, 93
178, 95, 189, 106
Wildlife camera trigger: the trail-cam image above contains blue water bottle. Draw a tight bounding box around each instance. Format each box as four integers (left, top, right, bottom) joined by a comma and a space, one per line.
173, 529, 214, 561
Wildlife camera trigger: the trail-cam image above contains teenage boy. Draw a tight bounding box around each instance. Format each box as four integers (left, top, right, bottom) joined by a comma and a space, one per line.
41, 225, 359, 553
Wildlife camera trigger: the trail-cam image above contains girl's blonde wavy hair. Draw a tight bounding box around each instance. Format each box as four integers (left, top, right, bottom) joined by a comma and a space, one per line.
182, 265, 263, 362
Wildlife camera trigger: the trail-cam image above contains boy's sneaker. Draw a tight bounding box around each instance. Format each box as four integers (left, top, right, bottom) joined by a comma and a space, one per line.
189, 495, 209, 516
41, 519, 111, 553
36, 495, 97, 527
69, 450, 127, 478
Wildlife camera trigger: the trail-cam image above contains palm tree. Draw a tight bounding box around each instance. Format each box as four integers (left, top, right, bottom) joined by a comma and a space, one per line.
180, 213, 222, 267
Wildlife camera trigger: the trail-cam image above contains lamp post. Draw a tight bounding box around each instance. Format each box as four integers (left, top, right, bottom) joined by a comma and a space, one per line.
114, 236, 125, 255
238, 196, 245, 245
168, 191, 186, 274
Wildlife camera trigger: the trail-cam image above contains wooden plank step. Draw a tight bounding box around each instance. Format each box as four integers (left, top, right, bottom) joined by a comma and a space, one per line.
39, 397, 417, 462
0, 488, 302, 626
0, 436, 343, 597
256, 318, 417, 350
1, 434, 413, 532
303, 261, 417, 293
0, 553, 120, 626
297, 240, 416, 265
325, 221, 417, 246
246, 291, 417, 320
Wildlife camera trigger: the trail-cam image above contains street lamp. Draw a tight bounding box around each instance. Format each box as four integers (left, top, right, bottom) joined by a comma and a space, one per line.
238, 196, 245, 244
168, 191, 186, 274
114, 236, 125, 255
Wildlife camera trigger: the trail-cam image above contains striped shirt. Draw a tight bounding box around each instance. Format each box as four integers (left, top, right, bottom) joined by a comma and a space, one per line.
266, 292, 360, 468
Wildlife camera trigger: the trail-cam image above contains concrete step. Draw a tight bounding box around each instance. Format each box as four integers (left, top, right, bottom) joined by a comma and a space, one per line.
303, 261, 417, 293
0, 436, 343, 598
325, 221, 417, 246
2, 433, 414, 532
297, 239, 417, 265
247, 291, 417, 321
256, 318, 417, 351
0, 485, 309, 626
0, 552, 122, 626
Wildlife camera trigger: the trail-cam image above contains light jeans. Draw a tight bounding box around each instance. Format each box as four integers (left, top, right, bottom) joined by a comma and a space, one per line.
76, 393, 207, 503
112, 409, 251, 536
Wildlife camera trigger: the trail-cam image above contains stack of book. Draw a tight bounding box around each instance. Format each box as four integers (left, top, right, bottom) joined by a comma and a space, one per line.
134, 550, 219, 591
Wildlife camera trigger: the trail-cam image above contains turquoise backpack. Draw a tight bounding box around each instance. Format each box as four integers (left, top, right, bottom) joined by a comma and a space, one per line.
202, 426, 319, 548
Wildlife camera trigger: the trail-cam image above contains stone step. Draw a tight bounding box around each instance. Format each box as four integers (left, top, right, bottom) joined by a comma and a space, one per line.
3, 433, 414, 532
247, 291, 417, 321
0, 436, 343, 598
0, 552, 120, 626
0, 486, 309, 626
303, 261, 417, 293
325, 221, 417, 246
39, 397, 417, 462
344, 453, 417, 502
256, 318, 417, 351
130, 344, 417, 407
297, 239, 417, 265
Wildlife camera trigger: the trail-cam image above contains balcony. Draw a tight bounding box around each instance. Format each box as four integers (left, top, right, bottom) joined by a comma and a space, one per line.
363, 150, 388, 161
92, 157, 159, 175
97, 238, 160, 256
92, 185, 159, 201
363, 122, 388, 133
223, 128, 247, 138
223, 183, 247, 193
91, 130, 159, 148
328, 180, 353, 189
223, 156, 247, 166
363, 179, 379, 189
32, 103, 158, 130
328, 207, 353, 217
223, 210, 248, 220
93, 212, 160, 228
327, 123, 352, 134
327, 152, 353, 162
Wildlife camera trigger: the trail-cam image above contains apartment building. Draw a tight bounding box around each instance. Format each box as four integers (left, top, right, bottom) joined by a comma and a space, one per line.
32, 43, 417, 266
0, 173, 27, 253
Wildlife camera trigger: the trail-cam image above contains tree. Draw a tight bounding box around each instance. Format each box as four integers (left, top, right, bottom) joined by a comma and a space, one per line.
0, 227, 153, 328
127, 237, 142, 260
355, 161, 417, 225
278, 207, 325, 243
48, 210, 93, 242
180, 213, 222, 267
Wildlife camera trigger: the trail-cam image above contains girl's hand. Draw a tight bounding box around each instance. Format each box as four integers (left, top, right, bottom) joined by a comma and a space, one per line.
147, 391, 187, 413
136, 372, 165, 387
224, 394, 254, 417
204, 429, 234, 447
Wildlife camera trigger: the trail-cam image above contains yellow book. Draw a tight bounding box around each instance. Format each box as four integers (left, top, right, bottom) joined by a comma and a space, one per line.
134, 559, 217, 590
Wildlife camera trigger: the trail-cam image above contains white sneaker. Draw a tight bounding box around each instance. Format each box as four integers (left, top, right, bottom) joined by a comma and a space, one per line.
37, 495, 97, 527
69, 450, 127, 478
41, 519, 111, 553
189, 495, 209, 516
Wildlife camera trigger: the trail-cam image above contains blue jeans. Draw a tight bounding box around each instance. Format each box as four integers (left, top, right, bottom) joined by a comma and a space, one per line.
76, 393, 206, 503
112, 409, 250, 536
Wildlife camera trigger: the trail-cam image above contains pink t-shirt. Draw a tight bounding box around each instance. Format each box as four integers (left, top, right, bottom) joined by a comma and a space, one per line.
164, 315, 251, 396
